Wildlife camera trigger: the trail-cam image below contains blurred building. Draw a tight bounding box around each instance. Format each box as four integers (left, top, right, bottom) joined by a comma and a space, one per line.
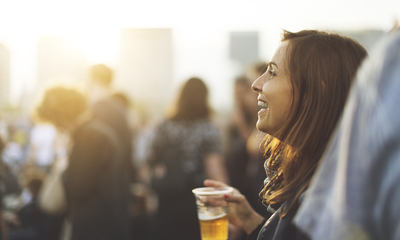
341, 30, 385, 52
118, 28, 173, 116
37, 36, 87, 90
229, 31, 260, 72
0, 43, 10, 109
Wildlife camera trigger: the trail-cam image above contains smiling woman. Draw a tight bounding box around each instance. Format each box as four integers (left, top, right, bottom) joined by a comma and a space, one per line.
257, 30, 368, 215
204, 29, 367, 240
252, 41, 294, 136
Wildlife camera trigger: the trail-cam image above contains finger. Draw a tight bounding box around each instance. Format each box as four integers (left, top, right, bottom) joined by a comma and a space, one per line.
203, 179, 229, 188
223, 192, 246, 204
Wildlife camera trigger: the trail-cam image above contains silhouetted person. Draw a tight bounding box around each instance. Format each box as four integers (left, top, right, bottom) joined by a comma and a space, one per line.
0, 137, 9, 240
147, 77, 227, 240
9, 176, 52, 240
36, 86, 131, 240
89, 64, 135, 182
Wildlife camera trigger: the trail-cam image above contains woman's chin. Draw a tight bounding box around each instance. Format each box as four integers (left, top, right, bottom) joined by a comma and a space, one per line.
256, 122, 267, 134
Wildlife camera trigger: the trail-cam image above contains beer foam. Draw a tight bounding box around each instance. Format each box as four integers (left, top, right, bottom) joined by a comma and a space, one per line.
198, 212, 227, 221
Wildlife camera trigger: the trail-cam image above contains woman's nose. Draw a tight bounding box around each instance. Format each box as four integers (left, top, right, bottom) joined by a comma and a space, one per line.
251, 73, 265, 93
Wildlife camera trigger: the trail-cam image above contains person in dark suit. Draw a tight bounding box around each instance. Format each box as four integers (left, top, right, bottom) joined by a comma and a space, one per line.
35, 86, 131, 240
88, 64, 135, 182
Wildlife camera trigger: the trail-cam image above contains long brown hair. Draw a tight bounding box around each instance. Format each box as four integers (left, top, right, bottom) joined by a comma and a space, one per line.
170, 77, 211, 121
261, 30, 367, 214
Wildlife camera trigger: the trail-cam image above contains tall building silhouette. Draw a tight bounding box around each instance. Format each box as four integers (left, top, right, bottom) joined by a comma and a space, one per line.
118, 29, 173, 113
0, 43, 10, 108
230, 31, 260, 72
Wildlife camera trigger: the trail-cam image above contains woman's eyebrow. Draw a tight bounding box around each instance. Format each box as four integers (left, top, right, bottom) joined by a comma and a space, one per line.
268, 61, 279, 70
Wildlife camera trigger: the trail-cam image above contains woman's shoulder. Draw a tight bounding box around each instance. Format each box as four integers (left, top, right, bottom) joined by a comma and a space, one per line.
256, 200, 311, 240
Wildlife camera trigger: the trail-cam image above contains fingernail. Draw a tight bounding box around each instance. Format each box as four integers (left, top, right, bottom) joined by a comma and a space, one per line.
224, 194, 229, 199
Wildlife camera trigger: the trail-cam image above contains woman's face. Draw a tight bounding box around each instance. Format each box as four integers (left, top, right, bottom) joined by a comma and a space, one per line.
252, 41, 295, 135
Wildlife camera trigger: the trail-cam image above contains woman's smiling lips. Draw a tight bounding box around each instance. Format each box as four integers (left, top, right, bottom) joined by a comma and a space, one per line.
258, 98, 268, 114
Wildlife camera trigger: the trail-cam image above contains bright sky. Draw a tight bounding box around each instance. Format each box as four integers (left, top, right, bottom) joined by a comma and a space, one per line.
0, 0, 399, 108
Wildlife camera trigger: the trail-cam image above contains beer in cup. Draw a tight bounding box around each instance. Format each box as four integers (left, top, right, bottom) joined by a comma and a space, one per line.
192, 187, 233, 240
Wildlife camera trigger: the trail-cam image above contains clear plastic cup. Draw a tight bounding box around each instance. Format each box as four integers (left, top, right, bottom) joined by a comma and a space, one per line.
192, 187, 233, 240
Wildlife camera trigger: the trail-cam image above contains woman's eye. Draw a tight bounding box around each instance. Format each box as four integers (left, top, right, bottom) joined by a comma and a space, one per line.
269, 70, 276, 77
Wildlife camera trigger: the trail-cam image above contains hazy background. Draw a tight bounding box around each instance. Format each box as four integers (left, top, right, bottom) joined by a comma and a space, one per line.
0, 0, 398, 119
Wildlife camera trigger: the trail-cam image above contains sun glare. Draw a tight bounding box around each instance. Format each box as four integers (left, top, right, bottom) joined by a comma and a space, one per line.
68, 30, 120, 66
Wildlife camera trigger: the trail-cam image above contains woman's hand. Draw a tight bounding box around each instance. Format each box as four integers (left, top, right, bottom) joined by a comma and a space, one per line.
203, 179, 265, 235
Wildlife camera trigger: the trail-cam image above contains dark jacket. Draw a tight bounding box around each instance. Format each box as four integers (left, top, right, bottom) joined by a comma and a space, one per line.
64, 119, 131, 240
92, 97, 135, 182
248, 199, 311, 240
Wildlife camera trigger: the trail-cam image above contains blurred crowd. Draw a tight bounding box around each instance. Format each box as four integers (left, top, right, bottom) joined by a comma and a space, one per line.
0, 62, 271, 240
